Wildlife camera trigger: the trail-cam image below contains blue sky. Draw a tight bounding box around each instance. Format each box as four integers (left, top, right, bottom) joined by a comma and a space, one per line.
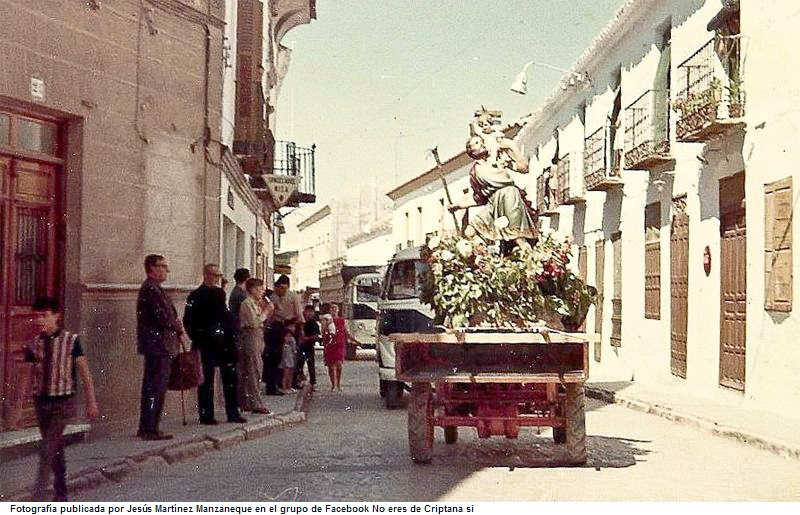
275, 0, 627, 215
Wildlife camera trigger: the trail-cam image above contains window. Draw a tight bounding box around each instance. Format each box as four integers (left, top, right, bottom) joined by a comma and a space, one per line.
610, 232, 622, 347
644, 203, 661, 319
764, 177, 793, 311
18, 118, 57, 155
387, 260, 430, 300
0, 113, 9, 146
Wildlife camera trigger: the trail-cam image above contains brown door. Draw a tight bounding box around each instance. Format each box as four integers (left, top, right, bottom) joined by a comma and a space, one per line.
670, 198, 689, 378
578, 246, 587, 331
1, 158, 59, 429
719, 173, 746, 391
594, 240, 604, 362
610, 232, 622, 347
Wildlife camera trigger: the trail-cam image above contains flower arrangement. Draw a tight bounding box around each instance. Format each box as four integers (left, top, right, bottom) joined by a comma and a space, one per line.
421, 233, 598, 330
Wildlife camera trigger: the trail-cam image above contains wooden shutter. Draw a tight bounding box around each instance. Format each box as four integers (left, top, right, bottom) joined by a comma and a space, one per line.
611, 232, 622, 347
764, 177, 793, 311
644, 202, 661, 319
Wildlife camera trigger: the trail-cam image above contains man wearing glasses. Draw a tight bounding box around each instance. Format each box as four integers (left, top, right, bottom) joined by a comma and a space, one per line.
183, 264, 246, 425
137, 254, 183, 440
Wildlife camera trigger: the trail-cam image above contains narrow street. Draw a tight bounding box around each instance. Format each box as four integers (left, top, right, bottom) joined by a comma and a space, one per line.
74, 352, 800, 502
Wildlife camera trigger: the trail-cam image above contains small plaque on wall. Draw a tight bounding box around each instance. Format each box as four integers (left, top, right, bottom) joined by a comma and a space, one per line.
30, 77, 45, 102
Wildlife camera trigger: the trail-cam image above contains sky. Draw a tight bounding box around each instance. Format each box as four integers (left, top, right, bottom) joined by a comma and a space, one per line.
275, 0, 628, 223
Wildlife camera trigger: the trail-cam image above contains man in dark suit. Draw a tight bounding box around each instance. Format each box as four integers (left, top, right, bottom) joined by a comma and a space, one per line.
137, 254, 183, 440
184, 264, 246, 425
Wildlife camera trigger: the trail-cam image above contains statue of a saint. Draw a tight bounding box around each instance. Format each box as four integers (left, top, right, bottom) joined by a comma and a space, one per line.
449, 113, 539, 253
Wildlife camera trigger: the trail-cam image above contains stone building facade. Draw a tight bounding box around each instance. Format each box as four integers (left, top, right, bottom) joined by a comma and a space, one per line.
0, 0, 315, 433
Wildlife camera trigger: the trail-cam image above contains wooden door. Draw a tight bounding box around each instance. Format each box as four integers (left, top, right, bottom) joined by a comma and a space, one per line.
719, 173, 746, 391
610, 232, 622, 347
594, 240, 604, 362
670, 198, 689, 378
578, 246, 587, 332
1, 158, 58, 429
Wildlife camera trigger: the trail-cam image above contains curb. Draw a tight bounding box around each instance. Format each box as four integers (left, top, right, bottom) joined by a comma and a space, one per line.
585, 386, 800, 461
3, 386, 315, 501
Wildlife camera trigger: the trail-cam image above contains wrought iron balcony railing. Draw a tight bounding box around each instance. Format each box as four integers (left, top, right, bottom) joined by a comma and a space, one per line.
554, 154, 584, 205
273, 140, 316, 205
584, 127, 623, 191
624, 89, 672, 169
675, 37, 745, 142
536, 166, 557, 215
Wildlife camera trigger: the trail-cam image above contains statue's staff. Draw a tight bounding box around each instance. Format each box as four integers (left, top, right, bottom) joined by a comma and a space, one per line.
428, 146, 462, 235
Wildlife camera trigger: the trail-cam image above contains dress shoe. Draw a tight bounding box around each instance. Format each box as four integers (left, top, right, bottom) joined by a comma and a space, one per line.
251, 407, 271, 415
140, 431, 173, 441
199, 419, 219, 425
228, 416, 248, 423
266, 390, 284, 396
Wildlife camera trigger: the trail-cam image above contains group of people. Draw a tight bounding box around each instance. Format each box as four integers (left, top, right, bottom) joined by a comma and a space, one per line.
136, 254, 350, 441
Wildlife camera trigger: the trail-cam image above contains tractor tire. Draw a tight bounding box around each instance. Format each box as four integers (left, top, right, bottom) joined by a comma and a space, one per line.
553, 427, 566, 444
565, 383, 587, 465
385, 381, 404, 409
444, 426, 458, 445
379, 379, 387, 398
408, 382, 433, 464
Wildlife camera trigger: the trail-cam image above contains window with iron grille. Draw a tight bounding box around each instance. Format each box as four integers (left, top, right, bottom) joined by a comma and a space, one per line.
764, 177, 792, 312
611, 232, 623, 347
644, 203, 661, 319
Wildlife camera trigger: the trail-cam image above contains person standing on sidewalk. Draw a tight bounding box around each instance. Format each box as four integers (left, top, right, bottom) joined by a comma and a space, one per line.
137, 254, 183, 441
183, 264, 247, 425
264, 275, 304, 395
238, 278, 273, 414
295, 304, 320, 390
228, 268, 250, 335
9, 297, 100, 501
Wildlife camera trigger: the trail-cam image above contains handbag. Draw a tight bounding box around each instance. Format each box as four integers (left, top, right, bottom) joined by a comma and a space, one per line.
168, 336, 204, 391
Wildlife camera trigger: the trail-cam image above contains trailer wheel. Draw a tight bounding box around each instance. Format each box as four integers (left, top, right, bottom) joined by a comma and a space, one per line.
408, 382, 433, 464
385, 381, 404, 409
379, 379, 387, 398
553, 427, 566, 444
565, 383, 587, 465
444, 426, 458, 444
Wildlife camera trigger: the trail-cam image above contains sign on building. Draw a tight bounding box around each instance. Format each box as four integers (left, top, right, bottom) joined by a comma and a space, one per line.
264, 174, 299, 208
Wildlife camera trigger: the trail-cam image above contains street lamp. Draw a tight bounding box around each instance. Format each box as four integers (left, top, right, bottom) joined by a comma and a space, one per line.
510, 61, 591, 94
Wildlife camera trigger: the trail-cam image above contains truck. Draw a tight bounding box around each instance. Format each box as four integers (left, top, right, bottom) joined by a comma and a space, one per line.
319, 260, 382, 360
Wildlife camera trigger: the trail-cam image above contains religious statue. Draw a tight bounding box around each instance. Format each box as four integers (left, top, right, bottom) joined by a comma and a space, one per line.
449, 109, 539, 254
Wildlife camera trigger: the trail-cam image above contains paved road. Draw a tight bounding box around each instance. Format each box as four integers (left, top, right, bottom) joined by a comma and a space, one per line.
76, 350, 800, 501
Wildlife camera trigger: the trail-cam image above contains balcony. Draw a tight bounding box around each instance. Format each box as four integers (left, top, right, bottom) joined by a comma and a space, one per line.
536, 167, 558, 216
251, 140, 316, 208
675, 37, 745, 142
554, 154, 584, 205
624, 89, 673, 169
584, 127, 623, 191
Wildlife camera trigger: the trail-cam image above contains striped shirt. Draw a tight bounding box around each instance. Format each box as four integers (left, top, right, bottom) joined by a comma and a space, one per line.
24, 329, 84, 399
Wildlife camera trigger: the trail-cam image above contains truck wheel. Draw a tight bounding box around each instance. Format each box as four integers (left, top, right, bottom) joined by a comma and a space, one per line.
346, 343, 357, 361
444, 426, 458, 444
385, 381, 404, 409
553, 427, 566, 444
408, 382, 433, 464
379, 379, 387, 398
565, 383, 587, 465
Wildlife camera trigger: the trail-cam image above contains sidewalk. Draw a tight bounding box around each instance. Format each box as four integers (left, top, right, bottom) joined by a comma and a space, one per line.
585, 379, 800, 461
0, 385, 311, 501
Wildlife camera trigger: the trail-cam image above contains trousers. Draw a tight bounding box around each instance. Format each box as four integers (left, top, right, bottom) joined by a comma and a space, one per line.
294, 343, 316, 386
33, 397, 75, 501
138, 354, 173, 435
198, 348, 240, 421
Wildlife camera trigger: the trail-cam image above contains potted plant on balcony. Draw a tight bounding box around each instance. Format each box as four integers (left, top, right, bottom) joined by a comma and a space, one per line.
726, 76, 745, 118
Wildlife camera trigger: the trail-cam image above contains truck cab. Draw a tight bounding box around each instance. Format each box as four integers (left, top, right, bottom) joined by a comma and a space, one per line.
342, 272, 382, 354
376, 247, 434, 409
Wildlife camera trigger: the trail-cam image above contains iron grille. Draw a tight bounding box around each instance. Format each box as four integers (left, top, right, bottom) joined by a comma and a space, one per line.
624, 89, 670, 167
273, 140, 316, 198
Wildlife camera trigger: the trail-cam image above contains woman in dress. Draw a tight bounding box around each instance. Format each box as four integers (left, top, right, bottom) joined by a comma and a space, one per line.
238, 278, 272, 414
322, 303, 349, 392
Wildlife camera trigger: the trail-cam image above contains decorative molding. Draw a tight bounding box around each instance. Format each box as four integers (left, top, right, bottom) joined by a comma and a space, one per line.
297, 205, 332, 231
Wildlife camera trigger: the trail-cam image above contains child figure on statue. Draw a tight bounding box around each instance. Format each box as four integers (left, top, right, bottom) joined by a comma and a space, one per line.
470, 108, 505, 167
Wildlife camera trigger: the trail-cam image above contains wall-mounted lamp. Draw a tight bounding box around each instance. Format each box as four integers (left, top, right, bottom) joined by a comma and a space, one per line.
511, 61, 591, 95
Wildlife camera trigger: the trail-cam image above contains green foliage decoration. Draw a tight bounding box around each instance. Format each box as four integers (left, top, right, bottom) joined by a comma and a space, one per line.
420, 233, 598, 330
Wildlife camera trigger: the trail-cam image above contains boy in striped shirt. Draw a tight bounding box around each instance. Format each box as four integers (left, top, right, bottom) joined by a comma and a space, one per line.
10, 297, 99, 501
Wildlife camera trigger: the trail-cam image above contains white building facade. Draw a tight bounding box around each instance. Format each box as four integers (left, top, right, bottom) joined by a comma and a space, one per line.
513, 0, 799, 415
